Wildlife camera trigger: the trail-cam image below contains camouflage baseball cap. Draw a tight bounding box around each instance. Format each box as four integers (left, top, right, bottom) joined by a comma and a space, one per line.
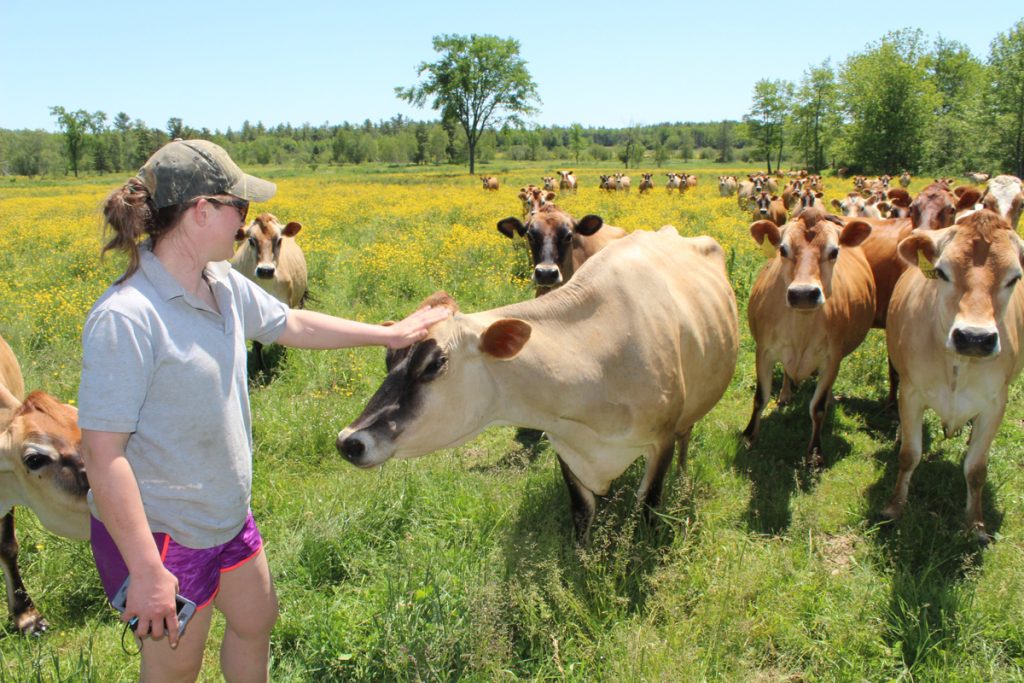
138, 139, 276, 209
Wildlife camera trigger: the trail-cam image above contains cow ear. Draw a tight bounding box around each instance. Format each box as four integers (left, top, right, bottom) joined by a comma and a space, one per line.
480, 319, 531, 360
898, 231, 943, 269
282, 221, 302, 237
840, 220, 871, 247
830, 198, 842, 209
955, 188, 982, 212
545, 191, 557, 203
750, 220, 781, 247
497, 217, 525, 239
575, 214, 604, 236
234, 228, 247, 241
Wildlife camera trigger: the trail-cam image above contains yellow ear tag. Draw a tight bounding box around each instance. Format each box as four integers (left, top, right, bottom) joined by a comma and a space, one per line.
761, 239, 777, 258
918, 249, 938, 279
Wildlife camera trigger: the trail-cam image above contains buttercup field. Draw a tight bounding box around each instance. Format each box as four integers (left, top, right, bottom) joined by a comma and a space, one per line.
3, 163, 1024, 681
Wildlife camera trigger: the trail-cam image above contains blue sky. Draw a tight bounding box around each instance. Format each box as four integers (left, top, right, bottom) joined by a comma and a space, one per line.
2, 1, 1021, 133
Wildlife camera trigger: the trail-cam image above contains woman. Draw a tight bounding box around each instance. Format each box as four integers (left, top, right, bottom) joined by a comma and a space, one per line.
79, 139, 448, 682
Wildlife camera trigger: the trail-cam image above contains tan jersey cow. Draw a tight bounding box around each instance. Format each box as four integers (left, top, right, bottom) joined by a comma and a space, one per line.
1, 334, 88, 634
336, 227, 739, 541
743, 209, 875, 469
883, 209, 1024, 544
480, 175, 499, 191
718, 175, 738, 197
639, 173, 654, 193
558, 170, 577, 192
980, 175, 1023, 230
497, 194, 626, 296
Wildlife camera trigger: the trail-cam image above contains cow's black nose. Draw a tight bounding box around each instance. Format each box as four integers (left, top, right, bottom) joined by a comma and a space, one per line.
787, 286, 823, 309
338, 437, 364, 461
952, 327, 998, 357
255, 266, 275, 279
534, 266, 561, 286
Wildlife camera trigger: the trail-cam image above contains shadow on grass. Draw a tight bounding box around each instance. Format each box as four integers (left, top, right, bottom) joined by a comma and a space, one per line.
864, 434, 1003, 674
732, 377, 857, 534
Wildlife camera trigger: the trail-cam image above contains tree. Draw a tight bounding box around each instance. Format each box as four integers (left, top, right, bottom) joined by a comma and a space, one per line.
791, 60, 839, 172
839, 29, 937, 173
986, 19, 1024, 177
167, 117, 184, 140
744, 80, 792, 173
568, 123, 587, 164
396, 34, 540, 174
49, 106, 94, 177
923, 38, 985, 173
716, 122, 735, 163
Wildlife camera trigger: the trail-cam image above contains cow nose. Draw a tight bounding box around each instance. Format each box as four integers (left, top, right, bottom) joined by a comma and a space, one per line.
951, 326, 999, 357
255, 265, 276, 279
337, 435, 365, 462
787, 285, 824, 309
534, 266, 562, 286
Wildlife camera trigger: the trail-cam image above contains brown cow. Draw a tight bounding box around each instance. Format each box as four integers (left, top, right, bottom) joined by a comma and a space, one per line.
743, 209, 875, 469
883, 209, 1024, 544
1, 334, 88, 634
558, 170, 577, 192
639, 173, 654, 193
542, 176, 558, 192
480, 175, 499, 191
497, 192, 626, 296
336, 227, 739, 541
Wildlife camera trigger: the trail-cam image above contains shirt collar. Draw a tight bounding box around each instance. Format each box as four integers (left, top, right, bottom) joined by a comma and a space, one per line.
137, 243, 231, 303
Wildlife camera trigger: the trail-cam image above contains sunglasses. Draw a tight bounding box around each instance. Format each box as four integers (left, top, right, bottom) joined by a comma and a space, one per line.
192, 196, 249, 223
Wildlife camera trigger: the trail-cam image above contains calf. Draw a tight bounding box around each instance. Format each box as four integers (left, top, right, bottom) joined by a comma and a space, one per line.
980, 175, 1023, 230
558, 170, 577, 192
883, 209, 1024, 544
497, 193, 626, 296
1, 334, 88, 634
743, 209, 875, 469
480, 175, 500, 191
336, 227, 739, 541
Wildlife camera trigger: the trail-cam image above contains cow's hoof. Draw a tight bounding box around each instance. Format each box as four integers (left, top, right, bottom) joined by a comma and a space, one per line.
971, 525, 993, 547
16, 610, 48, 636
805, 450, 825, 472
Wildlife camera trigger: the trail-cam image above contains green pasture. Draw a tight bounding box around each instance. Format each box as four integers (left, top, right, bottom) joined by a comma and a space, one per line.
1, 163, 1023, 681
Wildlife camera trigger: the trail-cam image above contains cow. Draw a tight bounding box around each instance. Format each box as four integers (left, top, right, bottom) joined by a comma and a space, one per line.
899, 171, 912, 188
232, 213, 309, 370
336, 227, 740, 542
666, 173, 683, 193
966, 172, 990, 185
542, 176, 557, 192
480, 176, 500, 191
684, 174, 699, 189
518, 185, 551, 217
496, 192, 626, 296
615, 173, 631, 192
980, 175, 1024, 230
751, 192, 785, 225
795, 188, 826, 214
0, 334, 88, 634
718, 176, 738, 197
558, 170, 577, 193
832, 192, 884, 219
600, 175, 616, 191
742, 208, 875, 469
737, 180, 756, 210
882, 209, 1024, 544
639, 173, 654, 193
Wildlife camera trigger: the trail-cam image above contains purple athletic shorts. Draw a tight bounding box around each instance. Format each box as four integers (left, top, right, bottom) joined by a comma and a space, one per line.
91, 512, 263, 610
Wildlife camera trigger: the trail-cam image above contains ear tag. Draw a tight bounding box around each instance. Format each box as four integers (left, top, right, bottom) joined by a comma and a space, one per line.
918, 249, 938, 279
761, 238, 777, 258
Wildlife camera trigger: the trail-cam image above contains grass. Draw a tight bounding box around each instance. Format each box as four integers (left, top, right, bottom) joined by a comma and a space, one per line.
1, 161, 1023, 681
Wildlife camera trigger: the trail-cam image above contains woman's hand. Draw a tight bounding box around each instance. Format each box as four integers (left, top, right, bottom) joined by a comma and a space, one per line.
125, 565, 183, 648
384, 305, 452, 349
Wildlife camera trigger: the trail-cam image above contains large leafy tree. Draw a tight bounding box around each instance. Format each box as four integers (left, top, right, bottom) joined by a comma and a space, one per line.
986, 19, 1024, 177
744, 79, 792, 173
839, 29, 937, 173
923, 37, 985, 173
49, 106, 96, 177
791, 61, 839, 172
396, 34, 540, 174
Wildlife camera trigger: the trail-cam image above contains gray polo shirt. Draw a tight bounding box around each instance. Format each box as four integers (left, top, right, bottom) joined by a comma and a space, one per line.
78, 246, 289, 548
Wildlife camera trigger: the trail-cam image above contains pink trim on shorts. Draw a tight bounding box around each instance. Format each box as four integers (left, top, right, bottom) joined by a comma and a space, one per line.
221, 542, 263, 574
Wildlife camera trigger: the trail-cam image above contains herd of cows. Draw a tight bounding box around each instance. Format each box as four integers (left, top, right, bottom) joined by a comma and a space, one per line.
1, 168, 1023, 637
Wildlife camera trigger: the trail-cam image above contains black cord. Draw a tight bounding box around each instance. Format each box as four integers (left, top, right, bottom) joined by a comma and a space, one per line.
120, 618, 142, 655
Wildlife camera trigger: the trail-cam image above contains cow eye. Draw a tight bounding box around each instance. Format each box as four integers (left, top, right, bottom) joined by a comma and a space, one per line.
23, 451, 50, 471
936, 269, 951, 282
827, 247, 840, 261
420, 355, 447, 381
779, 244, 790, 258
248, 236, 257, 247
1007, 274, 1021, 289
560, 231, 572, 243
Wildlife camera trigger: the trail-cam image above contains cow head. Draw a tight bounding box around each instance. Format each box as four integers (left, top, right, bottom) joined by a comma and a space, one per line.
753, 192, 772, 216
980, 175, 1024, 230
497, 204, 603, 291
337, 292, 530, 467
0, 389, 89, 539
898, 209, 1024, 358
234, 213, 302, 280
751, 209, 871, 310
909, 182, 957, 231
831, 193, 866, 217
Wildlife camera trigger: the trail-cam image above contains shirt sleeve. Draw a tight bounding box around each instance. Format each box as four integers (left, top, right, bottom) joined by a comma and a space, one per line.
232, 273, 290, 344
78, 308, 154, 433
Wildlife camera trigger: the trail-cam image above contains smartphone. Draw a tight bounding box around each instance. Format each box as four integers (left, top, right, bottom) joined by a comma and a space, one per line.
111, 576, 197, 637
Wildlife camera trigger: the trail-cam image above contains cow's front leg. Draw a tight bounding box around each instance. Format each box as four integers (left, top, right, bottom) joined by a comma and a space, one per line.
806, 362, 839, 471
638, 440, 677, 526
1, 509, 47, 635
557, 456, 596, 544
882, 389, 925, 522
964, 397, 1006, 545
